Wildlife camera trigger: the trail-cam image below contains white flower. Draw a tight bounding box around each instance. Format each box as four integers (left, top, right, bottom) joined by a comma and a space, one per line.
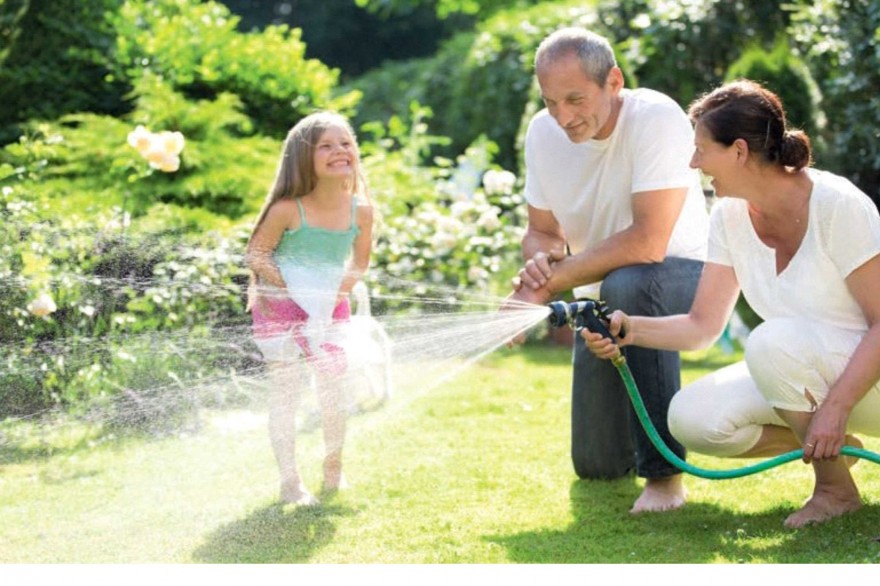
29, 292, 57, 317
128, 126, 185, 173
482, 169, 516, 195
127, 125, 153, 154
476, 209, 501, 231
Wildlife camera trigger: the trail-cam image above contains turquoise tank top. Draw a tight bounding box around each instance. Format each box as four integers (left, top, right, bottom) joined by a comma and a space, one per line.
275, 197, 360, 323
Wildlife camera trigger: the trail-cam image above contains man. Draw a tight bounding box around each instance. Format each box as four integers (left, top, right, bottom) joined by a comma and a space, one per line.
508, 28, 708, 513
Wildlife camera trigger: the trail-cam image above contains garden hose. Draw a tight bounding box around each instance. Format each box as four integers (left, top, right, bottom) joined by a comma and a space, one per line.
547, 299, 880, 479
611, 353, 880, 479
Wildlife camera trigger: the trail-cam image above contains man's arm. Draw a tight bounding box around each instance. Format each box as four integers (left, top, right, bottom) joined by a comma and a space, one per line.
535, 185, 688, 297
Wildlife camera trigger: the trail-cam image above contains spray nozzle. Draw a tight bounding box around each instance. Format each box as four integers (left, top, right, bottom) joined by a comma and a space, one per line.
546, 299, 623, 341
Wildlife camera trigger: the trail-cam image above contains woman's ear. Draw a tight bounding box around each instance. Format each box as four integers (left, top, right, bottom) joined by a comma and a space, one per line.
733, 138, 750, 163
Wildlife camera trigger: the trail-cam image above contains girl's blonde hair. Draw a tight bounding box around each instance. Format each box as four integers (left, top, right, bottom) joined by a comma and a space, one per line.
249, 111, 367, 238
246, 111, 368, 310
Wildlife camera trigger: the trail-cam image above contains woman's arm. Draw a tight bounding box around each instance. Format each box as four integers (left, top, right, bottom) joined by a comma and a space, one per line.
804, 253, 880, 459
584, 262, 740, 357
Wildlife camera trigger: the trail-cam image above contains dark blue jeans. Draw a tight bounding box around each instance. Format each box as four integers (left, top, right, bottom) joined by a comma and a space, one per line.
571, 257, 703, 479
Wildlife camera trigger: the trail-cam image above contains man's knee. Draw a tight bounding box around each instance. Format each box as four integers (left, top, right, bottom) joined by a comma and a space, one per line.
600, 265, 656, 313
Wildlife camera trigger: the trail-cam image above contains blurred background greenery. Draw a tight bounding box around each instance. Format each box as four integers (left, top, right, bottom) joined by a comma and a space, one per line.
1, 0, 878, 419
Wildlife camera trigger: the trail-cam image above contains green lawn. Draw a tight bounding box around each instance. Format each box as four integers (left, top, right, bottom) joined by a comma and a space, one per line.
2, 343, 880, 564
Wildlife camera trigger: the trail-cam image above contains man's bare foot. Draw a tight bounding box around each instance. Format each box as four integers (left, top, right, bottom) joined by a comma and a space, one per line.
784, 486, 862, 528
280, 482, 319, 506
630, 474, 687, 514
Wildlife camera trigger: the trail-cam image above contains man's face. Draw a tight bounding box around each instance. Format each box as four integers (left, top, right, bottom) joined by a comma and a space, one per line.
537, 53, 622, 143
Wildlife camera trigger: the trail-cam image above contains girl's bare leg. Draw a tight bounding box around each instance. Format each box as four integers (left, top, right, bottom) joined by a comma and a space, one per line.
315, 370, 348, 491
267, 361, 317, 505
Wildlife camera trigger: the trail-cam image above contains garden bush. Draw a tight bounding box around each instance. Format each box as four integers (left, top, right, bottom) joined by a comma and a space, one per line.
724, 37, 825, 153
790, 0, 880, 207
0, 0, 128, 144
111, 0, 360, 139
348, 0, 628, 171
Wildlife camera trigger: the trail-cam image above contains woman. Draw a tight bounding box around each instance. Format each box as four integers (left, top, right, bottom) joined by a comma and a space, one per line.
582, 80, 880, 528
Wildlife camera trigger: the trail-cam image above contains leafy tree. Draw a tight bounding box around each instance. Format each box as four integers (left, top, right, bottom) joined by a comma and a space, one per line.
354, 0, 541, 18
791, 0, 880, 206
0, 0, 129, 144
112, 0, 359, 138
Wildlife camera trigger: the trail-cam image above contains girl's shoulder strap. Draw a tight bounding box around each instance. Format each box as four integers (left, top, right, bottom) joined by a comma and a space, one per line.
350, 196, 360, 229
295, 197, 308, 226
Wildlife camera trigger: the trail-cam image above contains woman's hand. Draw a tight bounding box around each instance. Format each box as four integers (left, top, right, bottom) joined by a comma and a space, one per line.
579, 309, 632, 361
801, 401, 850, 462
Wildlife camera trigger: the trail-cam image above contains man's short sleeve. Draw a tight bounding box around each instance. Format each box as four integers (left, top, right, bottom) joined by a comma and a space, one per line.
629, 101, 696, 194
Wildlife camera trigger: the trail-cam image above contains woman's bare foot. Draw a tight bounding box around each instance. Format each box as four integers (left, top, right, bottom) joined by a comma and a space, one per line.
630, 474, 687, 514
784, 487, 862, 528
280, 482, 319, 506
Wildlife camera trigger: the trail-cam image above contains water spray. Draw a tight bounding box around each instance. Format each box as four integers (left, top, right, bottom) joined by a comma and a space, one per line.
547, 299, 880, 479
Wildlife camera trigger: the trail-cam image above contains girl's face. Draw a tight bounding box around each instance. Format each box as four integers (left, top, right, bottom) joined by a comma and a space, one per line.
313, 125, 358, 182
690, 122, 738, 197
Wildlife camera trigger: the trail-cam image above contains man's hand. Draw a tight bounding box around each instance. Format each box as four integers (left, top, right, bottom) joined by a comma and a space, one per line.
518, 249, 567, 290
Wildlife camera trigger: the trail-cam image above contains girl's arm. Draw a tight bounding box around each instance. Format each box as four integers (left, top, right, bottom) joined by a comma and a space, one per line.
246, 199, 296, 289
584, 262, 740, 358
338, 202, 374, 298
804, 253, 880, 459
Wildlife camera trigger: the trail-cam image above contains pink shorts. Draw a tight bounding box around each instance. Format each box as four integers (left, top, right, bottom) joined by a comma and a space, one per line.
252, 297, 351, 375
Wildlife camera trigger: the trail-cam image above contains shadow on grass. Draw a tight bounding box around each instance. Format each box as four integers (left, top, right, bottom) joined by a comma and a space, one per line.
192, 494, 358, 563
487, 477, 880, 563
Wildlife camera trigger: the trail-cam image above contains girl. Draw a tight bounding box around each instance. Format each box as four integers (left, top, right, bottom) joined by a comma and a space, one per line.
246, 111, 373, 506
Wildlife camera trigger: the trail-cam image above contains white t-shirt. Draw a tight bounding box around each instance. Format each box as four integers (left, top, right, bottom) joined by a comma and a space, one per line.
524, 88, 709, 298
709, 168, 880, 332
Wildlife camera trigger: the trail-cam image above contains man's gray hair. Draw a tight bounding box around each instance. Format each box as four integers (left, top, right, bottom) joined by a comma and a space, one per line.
534, 27, 617, 86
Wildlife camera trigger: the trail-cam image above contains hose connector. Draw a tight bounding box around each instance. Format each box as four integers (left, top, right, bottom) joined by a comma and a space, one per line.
546, 299, 624, 341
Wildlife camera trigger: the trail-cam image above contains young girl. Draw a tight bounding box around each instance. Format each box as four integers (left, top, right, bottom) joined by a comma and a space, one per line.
246, 111, 373, 506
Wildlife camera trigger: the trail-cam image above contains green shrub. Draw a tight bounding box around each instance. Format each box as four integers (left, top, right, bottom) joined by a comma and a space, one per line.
0, 0, 128, 144
349, 0, 631, 171
597, 0, 795, 108
112, 0, 360, 139
1, 73, 279, 219
724, 38, 825, 151
790, 0, 880, 206
359, 106, 526, 312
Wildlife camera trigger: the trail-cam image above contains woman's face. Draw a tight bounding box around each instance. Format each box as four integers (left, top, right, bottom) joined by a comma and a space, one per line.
690, 122, 738, 197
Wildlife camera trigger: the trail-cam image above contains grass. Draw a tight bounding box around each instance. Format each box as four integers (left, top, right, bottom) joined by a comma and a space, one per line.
2, 343, 880, 565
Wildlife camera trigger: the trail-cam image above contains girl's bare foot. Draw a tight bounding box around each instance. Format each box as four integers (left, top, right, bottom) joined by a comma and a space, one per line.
630, 474, 687, 514
323, 454, 348, 492
280, 482, 319, 506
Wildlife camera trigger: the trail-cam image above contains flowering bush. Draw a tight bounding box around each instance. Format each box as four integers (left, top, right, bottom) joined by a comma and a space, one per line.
363, 113, 526, 311
127, 125, 185, 173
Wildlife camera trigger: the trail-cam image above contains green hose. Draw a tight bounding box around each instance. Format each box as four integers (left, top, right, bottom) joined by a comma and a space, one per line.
612, 355, 880, 479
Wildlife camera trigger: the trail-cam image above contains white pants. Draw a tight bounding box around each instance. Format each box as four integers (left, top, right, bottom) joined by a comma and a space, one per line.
669, 317, 880, 457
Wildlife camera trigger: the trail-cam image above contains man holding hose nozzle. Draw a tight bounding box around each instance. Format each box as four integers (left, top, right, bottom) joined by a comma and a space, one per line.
505, 28, 708, 513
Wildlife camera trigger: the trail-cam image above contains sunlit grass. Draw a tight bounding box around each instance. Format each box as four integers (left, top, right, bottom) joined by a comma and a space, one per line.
2, 343, 879, 564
